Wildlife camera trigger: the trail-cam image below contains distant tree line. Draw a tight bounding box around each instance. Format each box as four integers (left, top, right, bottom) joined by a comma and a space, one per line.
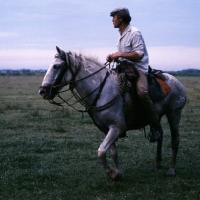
165, 69, 200, 76
0, 68, 200, 76
0, 69, 47, 76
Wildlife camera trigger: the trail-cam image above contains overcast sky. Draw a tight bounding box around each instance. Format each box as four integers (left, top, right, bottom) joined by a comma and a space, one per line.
0, 0, 200, 71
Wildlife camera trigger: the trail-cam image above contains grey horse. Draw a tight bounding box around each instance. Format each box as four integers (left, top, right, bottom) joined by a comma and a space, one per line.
38, 46, 186, 181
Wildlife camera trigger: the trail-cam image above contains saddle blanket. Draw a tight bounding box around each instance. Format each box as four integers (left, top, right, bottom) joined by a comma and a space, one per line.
155, 77, 172, 96
148, 76, 172, 102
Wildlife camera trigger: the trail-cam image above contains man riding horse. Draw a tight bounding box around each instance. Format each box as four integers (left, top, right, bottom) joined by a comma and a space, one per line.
106, 7, 161, 142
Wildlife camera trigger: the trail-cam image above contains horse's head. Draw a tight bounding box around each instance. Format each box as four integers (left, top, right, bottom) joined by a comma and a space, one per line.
38, 46, 73, 100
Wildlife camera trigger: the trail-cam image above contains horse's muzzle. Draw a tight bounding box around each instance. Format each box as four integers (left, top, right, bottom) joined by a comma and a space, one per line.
38, 86, 56, 100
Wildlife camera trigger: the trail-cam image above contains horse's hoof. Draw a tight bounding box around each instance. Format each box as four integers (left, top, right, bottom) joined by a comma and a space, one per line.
167, 167, 175, 176
107, 168, 123, 181
111, 171, 123, 181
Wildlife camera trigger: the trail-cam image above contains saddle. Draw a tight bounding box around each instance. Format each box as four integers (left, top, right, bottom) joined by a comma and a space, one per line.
116, 61, 171, 102
147, 66, 171, 101
116, 60, 139, 80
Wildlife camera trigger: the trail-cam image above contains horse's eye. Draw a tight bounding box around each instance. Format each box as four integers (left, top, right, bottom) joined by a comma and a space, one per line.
53, 65, 59, 70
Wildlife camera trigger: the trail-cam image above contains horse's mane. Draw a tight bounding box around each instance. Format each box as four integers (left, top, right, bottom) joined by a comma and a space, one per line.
60, 50, 104, 70
78, 52, 104, 68
84, 55, 103, 66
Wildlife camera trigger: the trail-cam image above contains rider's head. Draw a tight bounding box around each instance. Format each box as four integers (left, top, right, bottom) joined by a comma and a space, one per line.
110, 7, 131, 24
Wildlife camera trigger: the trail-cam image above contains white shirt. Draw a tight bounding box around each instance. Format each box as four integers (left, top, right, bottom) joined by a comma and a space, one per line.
117, 24, 149, 73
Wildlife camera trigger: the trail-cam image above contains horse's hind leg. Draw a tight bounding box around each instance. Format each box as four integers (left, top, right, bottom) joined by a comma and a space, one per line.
156, 123, 163, 169
166, 110, 181, 175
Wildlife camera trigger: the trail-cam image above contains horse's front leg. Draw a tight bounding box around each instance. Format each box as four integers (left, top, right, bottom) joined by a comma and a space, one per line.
109, 142, 123, 180
98, 127, 124, 181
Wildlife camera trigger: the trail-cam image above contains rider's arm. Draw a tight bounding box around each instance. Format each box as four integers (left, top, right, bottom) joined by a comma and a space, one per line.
108, 51, 142, 61
106, 31, 145, 62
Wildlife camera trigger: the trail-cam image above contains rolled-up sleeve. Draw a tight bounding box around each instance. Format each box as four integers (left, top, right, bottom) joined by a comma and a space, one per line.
131, 31, 145, 58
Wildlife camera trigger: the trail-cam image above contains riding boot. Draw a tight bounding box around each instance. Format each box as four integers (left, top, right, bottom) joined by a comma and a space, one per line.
136, 70, 161, 142
139, 93, 162, 142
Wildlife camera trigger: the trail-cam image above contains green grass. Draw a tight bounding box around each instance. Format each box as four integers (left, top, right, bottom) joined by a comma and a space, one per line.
0, 75, 200, 200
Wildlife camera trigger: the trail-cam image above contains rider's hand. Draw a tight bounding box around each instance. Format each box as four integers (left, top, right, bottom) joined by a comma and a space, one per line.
112, 52, 121, 61
106, 54, 113, 62
106, 52, 121, 62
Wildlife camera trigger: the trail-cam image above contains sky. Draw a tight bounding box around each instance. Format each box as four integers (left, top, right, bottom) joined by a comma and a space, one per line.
0, 0, 200, 71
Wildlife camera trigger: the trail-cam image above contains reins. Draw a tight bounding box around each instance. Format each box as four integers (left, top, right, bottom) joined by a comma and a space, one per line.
48, 59, 111, 111
46, 53, 125, 113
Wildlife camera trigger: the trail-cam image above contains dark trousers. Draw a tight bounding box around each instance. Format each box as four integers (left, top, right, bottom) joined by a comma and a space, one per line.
136, 70, 159, 124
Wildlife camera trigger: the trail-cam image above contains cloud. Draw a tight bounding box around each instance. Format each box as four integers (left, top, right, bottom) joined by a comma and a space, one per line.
81, 46, 200, 71
148, 46, 200, 70
0, 32, 19, 37
0, 46, 200, 71
0, 49, 55, 69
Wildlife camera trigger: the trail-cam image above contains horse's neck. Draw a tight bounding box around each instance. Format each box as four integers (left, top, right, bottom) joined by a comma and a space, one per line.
75, 59, 106, 95
73, 59, 120, 107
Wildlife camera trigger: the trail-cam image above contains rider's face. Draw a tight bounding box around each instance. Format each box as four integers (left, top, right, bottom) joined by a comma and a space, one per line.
112, 14, 122, 28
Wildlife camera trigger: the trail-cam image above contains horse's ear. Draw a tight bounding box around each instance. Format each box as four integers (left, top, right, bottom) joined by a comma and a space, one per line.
56, 46, 61, 54
56, 46, 65, 58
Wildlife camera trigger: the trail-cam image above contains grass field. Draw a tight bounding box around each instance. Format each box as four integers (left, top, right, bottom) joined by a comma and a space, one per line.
0, 75, 200, 200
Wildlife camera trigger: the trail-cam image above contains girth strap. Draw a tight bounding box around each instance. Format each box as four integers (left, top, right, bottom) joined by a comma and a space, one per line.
90, 71, 110, 108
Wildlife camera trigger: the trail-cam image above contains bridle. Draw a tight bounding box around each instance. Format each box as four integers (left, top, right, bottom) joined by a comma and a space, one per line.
40, 52, 128, 113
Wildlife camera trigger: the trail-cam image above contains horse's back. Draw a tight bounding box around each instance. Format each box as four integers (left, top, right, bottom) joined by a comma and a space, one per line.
161, 73, 186, 111
123, 73, 186, 129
